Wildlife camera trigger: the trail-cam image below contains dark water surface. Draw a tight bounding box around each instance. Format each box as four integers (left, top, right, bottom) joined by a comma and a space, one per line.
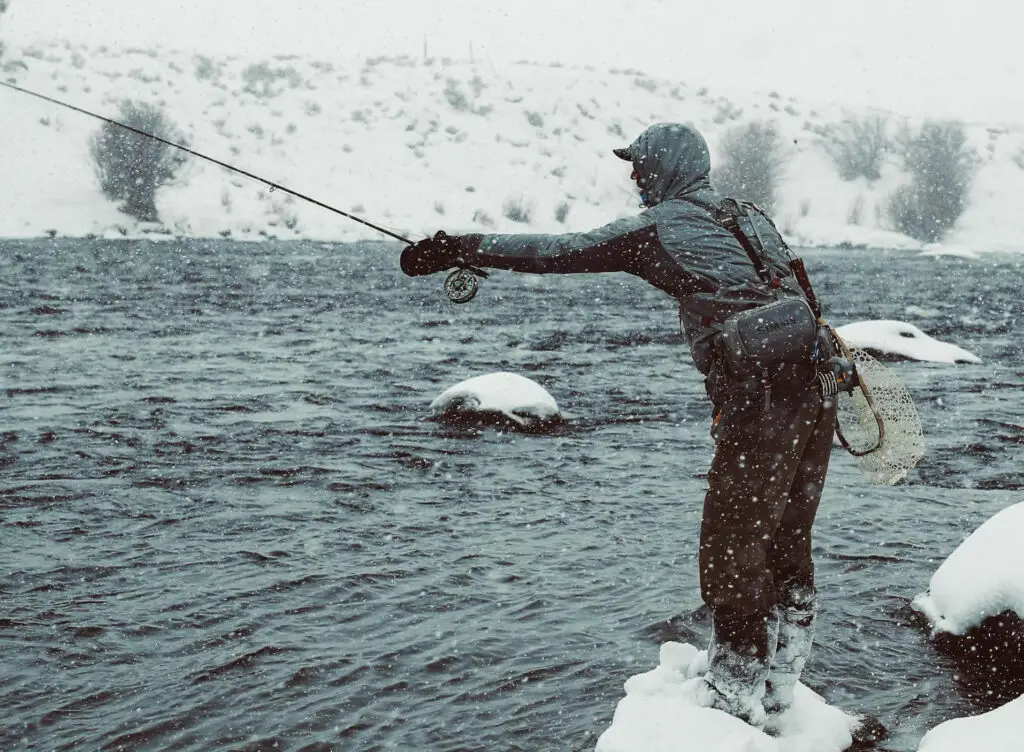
1, 238, 1021, 751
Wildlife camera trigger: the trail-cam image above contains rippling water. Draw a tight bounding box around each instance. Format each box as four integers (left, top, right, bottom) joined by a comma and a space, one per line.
1, 238, 1021, 751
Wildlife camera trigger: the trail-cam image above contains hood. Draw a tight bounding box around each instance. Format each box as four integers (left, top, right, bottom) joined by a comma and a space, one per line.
617, 123, 712, 206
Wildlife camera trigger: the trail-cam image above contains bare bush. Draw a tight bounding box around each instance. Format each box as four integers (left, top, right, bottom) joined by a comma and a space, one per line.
90, 100, 188, 222
711, 121, 786, 211
884, 120, 977, 242
824, 114, 891, 181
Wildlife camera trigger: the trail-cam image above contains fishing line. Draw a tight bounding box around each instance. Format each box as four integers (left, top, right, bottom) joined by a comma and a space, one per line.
0, 80, 413, 242
0, 80, 487, 301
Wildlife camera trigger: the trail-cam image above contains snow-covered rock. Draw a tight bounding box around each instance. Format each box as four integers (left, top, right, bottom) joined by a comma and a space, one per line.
912, 502, 1024, 637
912, 502, 1024, 701
834, 321, 981, 364
595, 642, 864, 752
917, 694, 1024, 752
430, 372, 561, 429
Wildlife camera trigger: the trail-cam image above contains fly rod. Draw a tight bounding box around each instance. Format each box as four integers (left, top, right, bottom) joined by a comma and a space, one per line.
0, 79, 487, 302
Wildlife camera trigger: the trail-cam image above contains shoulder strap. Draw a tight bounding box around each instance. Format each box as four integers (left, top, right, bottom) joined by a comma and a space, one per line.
719, 198, 825, 319
717, 198, 774, 284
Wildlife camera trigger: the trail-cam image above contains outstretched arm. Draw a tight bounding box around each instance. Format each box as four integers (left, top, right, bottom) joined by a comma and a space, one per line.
401, 213, 717, 298
470, 214, 657, 274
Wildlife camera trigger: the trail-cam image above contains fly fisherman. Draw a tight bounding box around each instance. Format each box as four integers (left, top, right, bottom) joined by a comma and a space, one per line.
400, 122, 884, 743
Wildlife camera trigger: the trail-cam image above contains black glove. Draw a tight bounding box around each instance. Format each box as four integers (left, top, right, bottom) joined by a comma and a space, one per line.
400, 231, 482, 277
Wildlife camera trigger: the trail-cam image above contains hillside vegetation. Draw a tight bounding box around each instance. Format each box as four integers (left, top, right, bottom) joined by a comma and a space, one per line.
2, 40, 1024, 250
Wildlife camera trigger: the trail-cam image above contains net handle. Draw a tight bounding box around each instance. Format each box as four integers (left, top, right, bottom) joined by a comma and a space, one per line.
830, 327, 887, 457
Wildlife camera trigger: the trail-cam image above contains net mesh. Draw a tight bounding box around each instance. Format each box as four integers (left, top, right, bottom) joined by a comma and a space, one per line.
835, 347, 925, 485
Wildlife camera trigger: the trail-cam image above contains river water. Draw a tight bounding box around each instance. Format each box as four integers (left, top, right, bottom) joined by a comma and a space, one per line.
1, 238, 1021, 751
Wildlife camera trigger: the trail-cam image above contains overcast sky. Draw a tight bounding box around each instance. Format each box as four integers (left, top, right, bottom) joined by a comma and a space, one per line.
5, 0, 1021, 123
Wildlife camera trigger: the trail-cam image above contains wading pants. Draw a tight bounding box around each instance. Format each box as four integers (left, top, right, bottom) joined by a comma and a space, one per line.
700, 383, 837, 666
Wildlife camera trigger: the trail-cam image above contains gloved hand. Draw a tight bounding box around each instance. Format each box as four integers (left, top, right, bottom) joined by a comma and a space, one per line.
400, 231, 481, 277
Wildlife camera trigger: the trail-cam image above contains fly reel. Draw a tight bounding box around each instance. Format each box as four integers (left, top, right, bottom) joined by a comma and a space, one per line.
444, 264, 488, 304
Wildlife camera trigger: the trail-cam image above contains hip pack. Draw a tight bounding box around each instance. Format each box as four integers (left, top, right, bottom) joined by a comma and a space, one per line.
719, 296, 819, 378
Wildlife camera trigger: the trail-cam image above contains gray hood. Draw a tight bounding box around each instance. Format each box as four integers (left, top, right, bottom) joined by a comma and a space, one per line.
618, 123, 712, 206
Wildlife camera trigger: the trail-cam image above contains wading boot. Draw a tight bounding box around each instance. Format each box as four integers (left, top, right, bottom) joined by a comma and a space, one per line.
763, 603, 815, 725
762, 602, 890, 746
703, 611, 777, 730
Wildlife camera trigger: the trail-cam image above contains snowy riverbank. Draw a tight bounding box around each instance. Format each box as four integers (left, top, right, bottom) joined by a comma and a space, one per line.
2, 40, 1024, 252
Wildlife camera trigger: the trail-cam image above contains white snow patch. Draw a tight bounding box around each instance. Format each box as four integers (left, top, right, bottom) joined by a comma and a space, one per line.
919, 246, 983, 260
917, 694, 1024, 752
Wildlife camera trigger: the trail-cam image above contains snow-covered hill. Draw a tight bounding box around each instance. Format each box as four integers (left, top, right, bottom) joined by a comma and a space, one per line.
2, 40, 1023, 251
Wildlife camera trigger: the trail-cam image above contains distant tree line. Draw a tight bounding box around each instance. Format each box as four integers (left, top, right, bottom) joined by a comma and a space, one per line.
711, 112, 976, 242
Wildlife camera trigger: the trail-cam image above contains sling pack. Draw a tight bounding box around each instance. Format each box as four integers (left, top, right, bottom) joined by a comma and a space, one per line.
712, 198, 822, 379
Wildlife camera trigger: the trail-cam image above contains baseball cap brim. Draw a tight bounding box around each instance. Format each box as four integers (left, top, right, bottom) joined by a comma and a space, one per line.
612, 146, 632, 161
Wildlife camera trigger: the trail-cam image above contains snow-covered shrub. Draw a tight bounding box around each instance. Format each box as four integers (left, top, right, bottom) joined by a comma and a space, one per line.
712, 98, 743, 125
89, 99, 188, 222
502, 197, 533, 223
885, 120, 977, 243
443, 78, 490, 115
711, 120, 786, 211
268, 197, 298, 231
472, 209, 495, 228
241, 61, 301, 97
444, 79, 470, 112
824, 114, 890, 181
0, 0, 10, 59
194, 55, 222, 82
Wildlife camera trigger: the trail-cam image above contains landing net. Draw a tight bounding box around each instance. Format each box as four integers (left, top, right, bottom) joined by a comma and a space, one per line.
834, 342, 925, 485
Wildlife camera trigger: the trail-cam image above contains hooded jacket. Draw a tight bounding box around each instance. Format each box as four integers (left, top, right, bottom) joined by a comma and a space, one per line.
463, 123, 797, 375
